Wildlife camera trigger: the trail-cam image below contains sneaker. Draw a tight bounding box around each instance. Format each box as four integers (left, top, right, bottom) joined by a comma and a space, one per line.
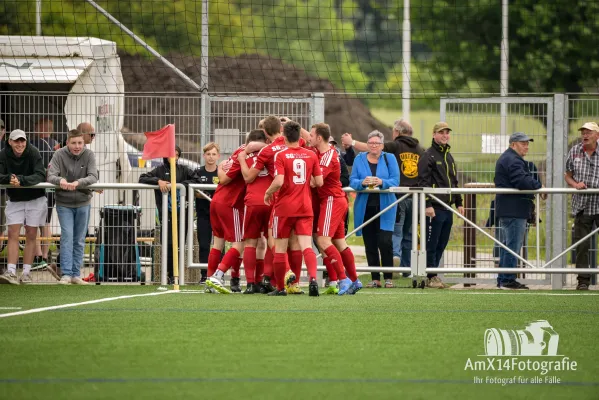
261, 276, 275, 293
576, 282, 589, 291
499, 280, 529, 290
323, 284, 339, 295
31, 256, 48, 271
230, 277, 242, 293
338, 278, 352, 295
207, 276, 232, 294
393, 256, 400, 267
243, 283, 256, 294
346, 279, 363, 295
46, 264, 61, 281
19, 273, 32, 284
71, 277, 88, 285
82, 273, 95, 282
384, 279, 395, 288
267, 289, 287, 296
287, 283, 305, 295
284, 269, 296, 291
59, 275, 71, 285
366, 280, 382, 288
309, 278, 319, 297
0, 271, 19, 285
427, 276, 446, 289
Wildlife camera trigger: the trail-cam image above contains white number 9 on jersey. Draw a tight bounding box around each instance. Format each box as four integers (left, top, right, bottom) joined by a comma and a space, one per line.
292, 159, 307, 184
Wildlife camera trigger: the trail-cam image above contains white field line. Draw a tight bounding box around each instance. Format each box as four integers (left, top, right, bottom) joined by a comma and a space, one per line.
0, 291, 178, 319
0, 307, 23, 310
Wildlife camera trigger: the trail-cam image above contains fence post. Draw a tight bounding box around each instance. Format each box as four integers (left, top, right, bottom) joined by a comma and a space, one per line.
311, 93, 325, 126
551, 94, 567, 289
179, 187, 186, 286
161, 192, 168, 286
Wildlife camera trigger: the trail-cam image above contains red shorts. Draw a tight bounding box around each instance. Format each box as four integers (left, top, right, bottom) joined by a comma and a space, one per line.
272, 215, 313, 239
243, 205, 271, 239
316, 196, 347, 239
210, 201, 244, 243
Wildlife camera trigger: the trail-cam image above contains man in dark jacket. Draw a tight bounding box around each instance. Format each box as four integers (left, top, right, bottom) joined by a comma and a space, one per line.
494, 132, 543, 290
418, 122, 464, 289
0, 129, 47, 285
139, 146, 200, 283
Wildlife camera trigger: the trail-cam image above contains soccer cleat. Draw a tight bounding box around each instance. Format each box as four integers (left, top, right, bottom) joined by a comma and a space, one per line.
346, 279, 363, 295
308, 278, 319, 297
243, 283, 256, 294
19, 274, 32, 284
59, 275, 71, 285
31, 256, 48, 271
286, 283, 304, 295
337, 278, 352, 295
230, 277, 242, 293
204, 286, 216, 294
0, 271, 19, 285
322, 285, 339, 295
206, 276, 232, 294
384, 279, 395, 288
366, 280, 382, 288
284, 269, 296, 290
267, 289, 287, 296
261, 276, 275, 293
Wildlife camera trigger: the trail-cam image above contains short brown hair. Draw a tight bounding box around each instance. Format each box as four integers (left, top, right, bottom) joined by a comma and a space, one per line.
67, 129, 82, 140
311, 122, 331, 142
262, 115, 281, 137
203, 142, 220, 154
246, 129, 267, 144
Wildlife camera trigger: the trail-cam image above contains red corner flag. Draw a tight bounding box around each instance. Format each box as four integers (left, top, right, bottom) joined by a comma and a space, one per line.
143, 124, 176, 160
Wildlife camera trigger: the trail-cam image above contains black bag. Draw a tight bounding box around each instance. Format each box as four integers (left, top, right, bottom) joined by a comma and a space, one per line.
94, 206, 141, 282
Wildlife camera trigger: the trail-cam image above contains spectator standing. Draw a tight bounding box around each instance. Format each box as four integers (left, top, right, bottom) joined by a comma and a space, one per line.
494, 132, 543, 290
0, 129, 47, 284
195, 142, 220, 284
77, 122, 96, 145
139, 146, 200, 283
349, 130, 400, 288
565, 122, 599, 291
30, 118, 60, 269
47, 129, 98, 284
418, 122, 464, 289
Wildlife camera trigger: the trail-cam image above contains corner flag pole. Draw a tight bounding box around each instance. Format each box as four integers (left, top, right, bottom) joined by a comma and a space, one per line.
169, 157, 179, 291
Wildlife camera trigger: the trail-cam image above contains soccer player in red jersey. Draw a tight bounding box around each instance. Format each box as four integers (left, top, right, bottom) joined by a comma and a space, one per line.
310, 123, 362, 295
206, 131, 266, 294
238, 129, 271, 294
264, 121, 323, 296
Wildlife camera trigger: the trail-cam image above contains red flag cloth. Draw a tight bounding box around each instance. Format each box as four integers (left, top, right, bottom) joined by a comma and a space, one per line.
143, 124, 176, 160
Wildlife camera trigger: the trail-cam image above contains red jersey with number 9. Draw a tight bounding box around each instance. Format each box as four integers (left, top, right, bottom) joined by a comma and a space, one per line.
273, 146, 322, 217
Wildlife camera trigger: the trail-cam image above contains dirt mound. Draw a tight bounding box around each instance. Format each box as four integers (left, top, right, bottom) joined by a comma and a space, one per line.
120, 53, 390, 159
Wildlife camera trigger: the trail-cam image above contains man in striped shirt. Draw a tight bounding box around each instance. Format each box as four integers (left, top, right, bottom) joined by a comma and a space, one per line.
565, 122, 599, 290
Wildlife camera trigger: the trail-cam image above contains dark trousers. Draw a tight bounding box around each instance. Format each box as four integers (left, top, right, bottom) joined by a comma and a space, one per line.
362, 205, 393, 281
426, 208, 453, 278
196, 213, 212, 279
166, 213, 188, 282
573, 212, 599, 285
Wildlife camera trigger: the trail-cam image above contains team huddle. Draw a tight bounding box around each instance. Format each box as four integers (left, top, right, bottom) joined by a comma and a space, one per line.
204, 116, 361, 296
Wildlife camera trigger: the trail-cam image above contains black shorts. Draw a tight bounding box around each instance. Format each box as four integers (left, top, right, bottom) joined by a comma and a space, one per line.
46, 192, 55, 224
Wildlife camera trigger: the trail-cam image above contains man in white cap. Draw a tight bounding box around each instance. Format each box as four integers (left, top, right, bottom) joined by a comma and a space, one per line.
0, 130, 47, 284
565, 122, 599, 290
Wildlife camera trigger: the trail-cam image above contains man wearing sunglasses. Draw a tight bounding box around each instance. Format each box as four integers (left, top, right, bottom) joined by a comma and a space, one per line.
77, 122, 95, 145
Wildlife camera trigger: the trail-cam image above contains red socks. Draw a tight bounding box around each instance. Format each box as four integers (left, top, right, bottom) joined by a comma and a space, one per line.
324, 245, 346, 280
243, 247, 257, 284
255, 258, 265, 284
340, 247, 358, 281
323, 256, 338, 281
289, 249, 303, 284
273, 252, 287, 290
207, 248, 222, 277
303, 248, 317, 280
217, 248, 241, 274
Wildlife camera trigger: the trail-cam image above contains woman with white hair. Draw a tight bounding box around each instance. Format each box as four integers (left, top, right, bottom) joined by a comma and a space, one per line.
350, 130, 400, 288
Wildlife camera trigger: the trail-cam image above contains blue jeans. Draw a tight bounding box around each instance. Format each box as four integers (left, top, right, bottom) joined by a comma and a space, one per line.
426, 208, 453, 278
392, 197, 413, 267
497, 217, 527, 285
57, 205, 91, 278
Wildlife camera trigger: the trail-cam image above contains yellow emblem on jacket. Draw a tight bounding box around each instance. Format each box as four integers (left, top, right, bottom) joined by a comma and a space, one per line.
400, 152, 420, 178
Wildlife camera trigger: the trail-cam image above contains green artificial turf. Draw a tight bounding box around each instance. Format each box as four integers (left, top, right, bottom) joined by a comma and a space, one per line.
0, 285, 598, 400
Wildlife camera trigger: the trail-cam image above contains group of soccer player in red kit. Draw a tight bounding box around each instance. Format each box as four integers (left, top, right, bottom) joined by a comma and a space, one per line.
204, 116, 362, 296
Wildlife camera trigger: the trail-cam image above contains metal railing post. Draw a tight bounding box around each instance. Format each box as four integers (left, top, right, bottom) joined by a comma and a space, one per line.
410, 192, 419, 278
187, 185, 195, 273
178, 185, 186, 286
418, 192, 427, 278
161, 192, 168, 286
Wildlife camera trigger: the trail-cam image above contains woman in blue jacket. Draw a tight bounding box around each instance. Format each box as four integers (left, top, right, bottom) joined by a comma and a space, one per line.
350, 130, 400, 288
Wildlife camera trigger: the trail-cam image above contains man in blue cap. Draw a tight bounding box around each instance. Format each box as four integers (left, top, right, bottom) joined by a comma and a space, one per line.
494, 132, 545, 289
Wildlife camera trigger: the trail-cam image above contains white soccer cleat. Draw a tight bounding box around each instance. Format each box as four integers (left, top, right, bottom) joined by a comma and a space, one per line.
206, 276, 232, 294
